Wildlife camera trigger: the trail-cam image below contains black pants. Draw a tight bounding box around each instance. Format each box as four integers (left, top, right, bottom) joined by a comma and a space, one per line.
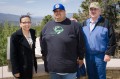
44, 57, 49, 72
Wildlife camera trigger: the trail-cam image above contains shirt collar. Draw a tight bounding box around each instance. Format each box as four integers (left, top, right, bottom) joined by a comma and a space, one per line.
89, 15, 101, 23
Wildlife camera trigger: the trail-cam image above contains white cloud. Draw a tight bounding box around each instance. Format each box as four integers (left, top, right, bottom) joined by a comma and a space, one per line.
60, 0, 68, 3
0, 5, 31, 15
60, 0, 73, 3
0, 1, 7, 4
26, 0, 36, 3
0, 5, 47, 16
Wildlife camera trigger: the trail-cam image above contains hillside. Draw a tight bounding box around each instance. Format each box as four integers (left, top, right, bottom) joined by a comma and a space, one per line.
0, 13, 43, 26
0, 13, 74, 26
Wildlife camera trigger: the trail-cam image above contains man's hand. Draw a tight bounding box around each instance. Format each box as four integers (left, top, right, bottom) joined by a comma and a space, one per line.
14, 73, 20, 77
77, 59, 84, 67
70, 18, 78, 22
104, 55, 111, 62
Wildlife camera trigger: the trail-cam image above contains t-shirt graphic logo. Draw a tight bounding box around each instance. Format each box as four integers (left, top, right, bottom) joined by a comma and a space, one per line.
53, 26, 64, 34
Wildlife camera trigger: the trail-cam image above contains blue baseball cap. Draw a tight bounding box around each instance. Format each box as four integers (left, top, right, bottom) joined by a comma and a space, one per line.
53, 3, 65, 11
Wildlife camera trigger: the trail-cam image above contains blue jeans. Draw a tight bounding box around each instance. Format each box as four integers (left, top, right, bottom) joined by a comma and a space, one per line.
85, 53, 107, 79
50, 72, 76, 79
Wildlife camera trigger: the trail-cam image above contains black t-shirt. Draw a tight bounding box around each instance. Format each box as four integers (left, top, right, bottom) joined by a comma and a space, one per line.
40, 18, 85, 73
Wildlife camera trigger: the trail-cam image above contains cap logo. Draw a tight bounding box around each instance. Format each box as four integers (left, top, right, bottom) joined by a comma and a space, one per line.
55, 4, 60, 8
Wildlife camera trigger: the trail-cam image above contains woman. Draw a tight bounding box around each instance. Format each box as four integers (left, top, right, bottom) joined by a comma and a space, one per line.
10, 15, 37, 79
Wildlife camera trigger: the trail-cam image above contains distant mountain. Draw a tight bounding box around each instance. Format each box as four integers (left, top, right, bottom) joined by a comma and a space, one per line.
31, 17, 43, 26
0, 13, 19, 21
0, 13, 74, 26
0, 13, 19, 26
0, 13, 43, 26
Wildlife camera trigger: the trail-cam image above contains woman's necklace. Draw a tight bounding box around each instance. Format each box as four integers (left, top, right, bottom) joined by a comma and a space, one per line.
24, 32, 33, 48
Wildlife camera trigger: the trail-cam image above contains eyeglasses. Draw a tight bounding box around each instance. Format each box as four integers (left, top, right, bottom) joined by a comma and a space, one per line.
21, 22, 31, 24
89, 8, 99, 11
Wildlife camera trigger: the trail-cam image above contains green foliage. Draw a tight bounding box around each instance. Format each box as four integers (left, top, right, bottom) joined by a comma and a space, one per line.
0, 22, 19, 66
32, 15, 53, 37
78, 0, 120, 26
31, 25, 44, 37
71, 1, 89, 22
40, 15, 53, 28
73, 13, 80, 21
0, 15, 53, 66
80, 0, 89, 12
103, 0, 120, 28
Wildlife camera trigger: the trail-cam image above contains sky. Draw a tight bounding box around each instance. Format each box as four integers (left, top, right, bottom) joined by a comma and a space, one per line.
0, 0, 84, 17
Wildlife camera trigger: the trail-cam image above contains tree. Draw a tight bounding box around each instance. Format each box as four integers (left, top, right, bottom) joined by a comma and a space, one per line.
40, 15, 53, 28
78, 0, 120, 25
73, 13, 80, 21
78, 0, 90, 22
0, 22, 19, 66
32, 15, 53, 37
103, 0, 120, 28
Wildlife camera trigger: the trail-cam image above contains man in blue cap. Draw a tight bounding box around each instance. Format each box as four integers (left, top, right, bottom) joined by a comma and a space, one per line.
40, 3, 85, 79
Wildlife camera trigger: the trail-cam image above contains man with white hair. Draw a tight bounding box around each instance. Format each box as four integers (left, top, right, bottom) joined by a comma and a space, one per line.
82, 2, 116, 79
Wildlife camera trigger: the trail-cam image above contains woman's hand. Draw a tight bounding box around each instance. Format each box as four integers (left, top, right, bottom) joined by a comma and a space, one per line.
77, 59, 84, 67
14, 73, 20, 77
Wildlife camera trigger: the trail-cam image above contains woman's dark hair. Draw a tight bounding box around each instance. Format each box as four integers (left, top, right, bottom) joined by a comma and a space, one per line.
20, 15, 31, 23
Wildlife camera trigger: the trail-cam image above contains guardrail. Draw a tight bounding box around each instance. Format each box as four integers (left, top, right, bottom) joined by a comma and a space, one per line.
3, 37, 120, 79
